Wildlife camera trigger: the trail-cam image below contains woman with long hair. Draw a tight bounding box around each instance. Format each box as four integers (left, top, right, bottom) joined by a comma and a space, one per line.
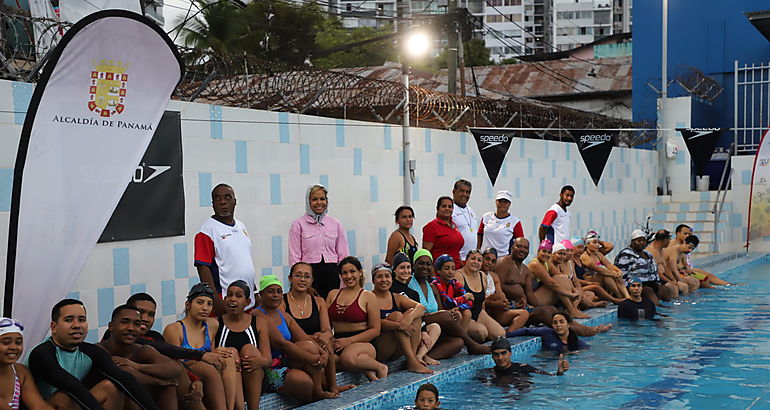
282, 262, 354, 395
215, 281, 271, 410
385, 206, 419, 264
163, 283, 239, 410
456, 250, 506, 342
0, 318, 52, 410
326, 257, 389, 381
507, 312, 588, 352
580, 233, 629, 300
289, 184, 349, 298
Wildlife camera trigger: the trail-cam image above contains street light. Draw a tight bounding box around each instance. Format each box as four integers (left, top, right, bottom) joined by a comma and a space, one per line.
401, 27, 431, 206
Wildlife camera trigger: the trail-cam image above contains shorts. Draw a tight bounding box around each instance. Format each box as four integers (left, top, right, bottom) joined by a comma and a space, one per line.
690, 272, 707, 281
264, 367, 288, 393
642, 281, 660, 294
334, 329, 366, 339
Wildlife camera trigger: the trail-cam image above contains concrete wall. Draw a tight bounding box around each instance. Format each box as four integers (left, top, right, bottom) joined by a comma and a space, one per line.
0, 79, 661, 342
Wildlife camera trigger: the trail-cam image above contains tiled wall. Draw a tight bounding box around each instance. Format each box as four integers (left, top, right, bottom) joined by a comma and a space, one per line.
0, 79, 660, 342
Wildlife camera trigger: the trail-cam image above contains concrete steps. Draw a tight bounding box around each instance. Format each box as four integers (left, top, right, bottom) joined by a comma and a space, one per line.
651, 193, 731, 254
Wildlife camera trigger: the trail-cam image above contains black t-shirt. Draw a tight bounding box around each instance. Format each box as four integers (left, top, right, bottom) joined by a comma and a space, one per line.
618, 297, 657, 321
390, 280, 420, 302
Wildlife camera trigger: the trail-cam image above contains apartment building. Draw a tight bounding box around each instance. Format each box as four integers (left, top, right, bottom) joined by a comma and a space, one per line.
552, 0, 631, 52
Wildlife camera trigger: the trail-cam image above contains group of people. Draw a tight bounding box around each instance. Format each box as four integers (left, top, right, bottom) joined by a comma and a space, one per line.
0, 180, 735, 409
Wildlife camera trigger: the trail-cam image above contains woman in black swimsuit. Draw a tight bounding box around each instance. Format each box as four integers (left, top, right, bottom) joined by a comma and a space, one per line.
385, 206, 419, 265
215, 281, 272, 410
457, 250, 505, 343
282, 262, 354, 396
371, 263, 433, 374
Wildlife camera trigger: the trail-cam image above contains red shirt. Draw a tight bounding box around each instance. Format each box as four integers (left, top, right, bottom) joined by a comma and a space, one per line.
422, 217, 464, 265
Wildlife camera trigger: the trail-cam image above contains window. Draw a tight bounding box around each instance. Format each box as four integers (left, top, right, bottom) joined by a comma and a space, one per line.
489, 0, 503, 6
504, 0, 521, 5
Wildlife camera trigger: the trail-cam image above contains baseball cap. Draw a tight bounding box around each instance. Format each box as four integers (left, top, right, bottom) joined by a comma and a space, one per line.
631, 229, 647, 240
495, 190, 513, 202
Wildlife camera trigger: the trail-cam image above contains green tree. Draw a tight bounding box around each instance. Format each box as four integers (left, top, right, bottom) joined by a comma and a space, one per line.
312, 21, 397, 69
463, 38, 492, 67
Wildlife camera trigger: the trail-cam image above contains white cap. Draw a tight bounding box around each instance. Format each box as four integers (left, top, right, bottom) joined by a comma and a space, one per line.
495, 190, 512, 202
0, 318, 23, 337
552, 242, 567, 252
631, 229, 647, 240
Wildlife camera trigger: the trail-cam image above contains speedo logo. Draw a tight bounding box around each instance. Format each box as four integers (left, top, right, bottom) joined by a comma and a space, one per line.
132, 163, 171, 184
579, 134, 612, 150
684, 128, 719, 140
479, 134, 509, 150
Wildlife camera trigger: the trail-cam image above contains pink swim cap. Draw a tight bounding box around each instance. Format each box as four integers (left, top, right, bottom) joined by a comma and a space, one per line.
538, 239, 553, 251
561, 239, 574, 250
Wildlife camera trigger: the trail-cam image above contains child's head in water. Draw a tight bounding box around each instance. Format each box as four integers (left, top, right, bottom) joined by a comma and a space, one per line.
414, 383, 440, 410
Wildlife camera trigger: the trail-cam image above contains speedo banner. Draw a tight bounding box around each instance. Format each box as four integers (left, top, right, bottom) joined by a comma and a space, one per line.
4, 10, 183, 345
571, 130, 617, 186
747, 128, 770, 249
677, 128, 723, 177
468, 128, 516, 186
99, 111, 185, 243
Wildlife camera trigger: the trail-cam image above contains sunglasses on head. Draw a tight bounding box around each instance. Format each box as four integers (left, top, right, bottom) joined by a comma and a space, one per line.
0, 318, 23, 331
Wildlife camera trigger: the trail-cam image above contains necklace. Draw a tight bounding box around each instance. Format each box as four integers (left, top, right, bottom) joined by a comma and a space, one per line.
511, 260, 524, 277
289, 292, 309, 316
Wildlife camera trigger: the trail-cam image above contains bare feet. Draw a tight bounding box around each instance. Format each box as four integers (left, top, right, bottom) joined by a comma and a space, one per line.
423, 356, 440, 366
406, 360, 433, 374
375, 363, 389, 380
362, 370, 378, 381
571, 311, 591, 319
597, 324, 612, 332
593, 301, 608, 308
334, 384, 356, 394
467, 343, 491, 355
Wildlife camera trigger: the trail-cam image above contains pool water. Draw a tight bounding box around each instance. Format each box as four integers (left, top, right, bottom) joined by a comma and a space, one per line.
392, 259, 770, 409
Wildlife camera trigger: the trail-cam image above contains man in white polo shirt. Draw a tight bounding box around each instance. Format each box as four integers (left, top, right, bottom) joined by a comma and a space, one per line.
538, 185, 574, 245
452, 179, 478, 264
194, 183, 256, 314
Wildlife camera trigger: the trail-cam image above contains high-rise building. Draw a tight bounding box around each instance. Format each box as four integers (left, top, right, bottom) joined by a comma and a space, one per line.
552, 0, 631, 52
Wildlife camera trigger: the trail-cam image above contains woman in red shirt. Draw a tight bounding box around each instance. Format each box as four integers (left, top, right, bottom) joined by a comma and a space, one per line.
422, 196, 464, 265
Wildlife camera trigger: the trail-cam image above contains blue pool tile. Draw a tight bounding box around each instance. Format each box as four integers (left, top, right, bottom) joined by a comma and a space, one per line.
270, 174, 281, 205
67, 291, 80, 300
519, 138, 526, 157
0, 168, 12, 212
235, 141, 248, 174
319, 174, 329, 188
471, 155, 478, 177
279, 112, 290, 143
424, 129, 432, 152
161, 280, 175, 317
336, 119, 346, 147
384, 125, 392, 150
129, 284, 145, 295
551, 159, 557, 178
379, 228, 387, 254
354, 148, 362, 175
540, 177, 545, 197
271, 236, 282, 267
113, 248, 130, 286
515, 177, 521, 198
544, 140, 550, 158
347, 230, 357, 256
412, 176, 420, 201
12, 82, 33, 125
527, 158, 533, 178
437, 153, 445, 176
460, 132, 467, 154
370, 176, 378, 202
572, 161, 577, 178
209, 105, 222, 139
299, 144, 310, 174
742, 170, 752, 185
198, 172, 212, 207
97, 287, 115, 327
501, 159, 507, 177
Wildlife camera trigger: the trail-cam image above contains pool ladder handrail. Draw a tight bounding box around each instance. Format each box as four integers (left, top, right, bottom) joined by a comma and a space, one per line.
712, 143, 734, 254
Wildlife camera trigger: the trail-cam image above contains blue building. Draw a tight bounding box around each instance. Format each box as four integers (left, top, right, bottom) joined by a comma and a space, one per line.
632, 1, 770, 153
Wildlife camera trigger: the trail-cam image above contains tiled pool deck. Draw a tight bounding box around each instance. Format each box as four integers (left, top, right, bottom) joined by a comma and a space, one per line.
259, 252, 766, 410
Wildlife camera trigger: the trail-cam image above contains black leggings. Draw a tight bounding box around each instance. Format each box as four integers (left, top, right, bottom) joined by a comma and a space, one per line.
311, 261, 340, 299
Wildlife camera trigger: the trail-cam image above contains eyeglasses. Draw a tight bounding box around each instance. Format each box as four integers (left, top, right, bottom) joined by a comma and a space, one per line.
0, 318, 24, 331
292, 274, 312, 280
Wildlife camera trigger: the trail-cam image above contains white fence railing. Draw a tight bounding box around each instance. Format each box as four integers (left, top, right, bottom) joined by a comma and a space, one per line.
735, 60, 770, 155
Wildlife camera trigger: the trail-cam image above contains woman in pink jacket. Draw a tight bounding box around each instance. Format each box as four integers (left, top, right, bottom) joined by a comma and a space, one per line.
289, 184, 350, 298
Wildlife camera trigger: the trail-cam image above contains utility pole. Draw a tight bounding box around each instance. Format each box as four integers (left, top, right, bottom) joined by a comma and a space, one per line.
458, 30, 466, 97
398, 0, 412, 205
447, 0, 458, 94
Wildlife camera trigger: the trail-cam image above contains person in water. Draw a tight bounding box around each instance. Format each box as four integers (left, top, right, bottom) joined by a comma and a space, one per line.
477, 337, 568, 390
506, 311, 588, 352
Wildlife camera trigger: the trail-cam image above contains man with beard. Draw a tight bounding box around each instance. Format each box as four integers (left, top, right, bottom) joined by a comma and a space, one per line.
476, 337, 568, 391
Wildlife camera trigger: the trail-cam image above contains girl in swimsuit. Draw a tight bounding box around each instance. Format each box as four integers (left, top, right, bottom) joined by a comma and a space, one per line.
371, 263, 433, 374
580, 234, 630, 300
457, 250, 506, 342
163, 283, 239, 410
326, 256, 389, 381
281, 262, 354, 396
215, 281, 272, 410
386, 206, 419, 265
0, 318, 52, 410
254, 275, 338, 403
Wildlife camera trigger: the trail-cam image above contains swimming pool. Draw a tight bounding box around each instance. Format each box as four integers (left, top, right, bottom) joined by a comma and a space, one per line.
382, 255, 770, 410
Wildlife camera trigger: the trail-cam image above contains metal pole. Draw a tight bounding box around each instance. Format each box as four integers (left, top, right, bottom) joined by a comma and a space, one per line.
398, 0, 412, 206
447, 0, 458, 94
660, 0, 669, 195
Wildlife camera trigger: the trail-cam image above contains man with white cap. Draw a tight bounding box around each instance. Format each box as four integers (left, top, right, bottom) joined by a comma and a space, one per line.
477, 190, 524, 257
614, 230, 675, 303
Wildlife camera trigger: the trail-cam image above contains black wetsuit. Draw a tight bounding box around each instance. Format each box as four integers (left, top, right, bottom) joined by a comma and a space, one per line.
28, 339, 159, 410
103, 329, 206, 361
618, 297, 657, 321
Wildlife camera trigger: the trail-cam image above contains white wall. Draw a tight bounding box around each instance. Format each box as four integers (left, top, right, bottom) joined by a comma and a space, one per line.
0, 79, 661, 342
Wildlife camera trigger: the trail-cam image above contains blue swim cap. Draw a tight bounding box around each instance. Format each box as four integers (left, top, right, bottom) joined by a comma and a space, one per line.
434, 254, 455, 271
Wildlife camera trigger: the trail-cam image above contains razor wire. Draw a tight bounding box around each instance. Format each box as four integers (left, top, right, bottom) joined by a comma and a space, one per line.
0, 6, 652, 146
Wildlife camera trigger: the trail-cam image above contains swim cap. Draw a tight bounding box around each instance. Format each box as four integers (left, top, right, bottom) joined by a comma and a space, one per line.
570, 236, 584, 246
392, 252, 411, 269
627, 276, 643, 285
490, 337, 511, 351
0, 318, 23, 337
227, 280, 252, 297
187, 282, 214, 302
561, 240, 574, 250
259, 275, 283, 292
584, 232, 599, 243
413, 248, 433, 263
434, 254, 455, 271
538, 239, 553, 251
552, 243, 567, 253
371, 263, 393, 276
482, 248, 498, 257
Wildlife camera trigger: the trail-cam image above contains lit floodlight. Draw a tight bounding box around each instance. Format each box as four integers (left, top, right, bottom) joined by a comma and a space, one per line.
405, 30, 430, 57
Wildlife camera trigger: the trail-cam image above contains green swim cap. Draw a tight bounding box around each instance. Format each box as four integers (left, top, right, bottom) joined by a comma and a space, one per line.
413, 248, 433, 263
